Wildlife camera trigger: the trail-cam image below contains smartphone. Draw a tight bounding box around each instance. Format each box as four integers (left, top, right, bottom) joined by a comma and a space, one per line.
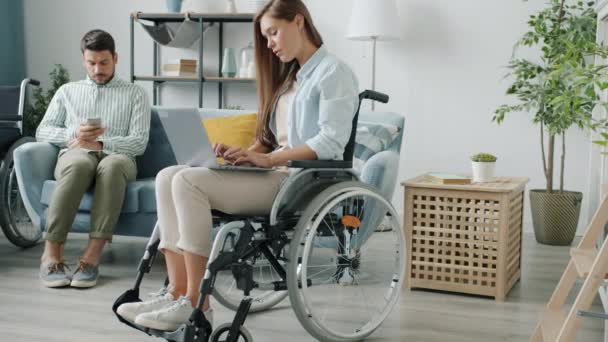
86, 118, 102, 127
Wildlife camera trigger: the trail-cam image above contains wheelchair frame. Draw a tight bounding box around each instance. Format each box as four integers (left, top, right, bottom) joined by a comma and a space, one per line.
0, 78, 41, 247
112, 91, 404, 342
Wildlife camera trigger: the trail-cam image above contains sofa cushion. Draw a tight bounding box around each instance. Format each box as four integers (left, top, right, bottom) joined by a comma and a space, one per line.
353, 120, 400, 171
137, 177, 158, 213
135, 109, 178, 179
202, 113, 257, 149
40, 178, 157, 214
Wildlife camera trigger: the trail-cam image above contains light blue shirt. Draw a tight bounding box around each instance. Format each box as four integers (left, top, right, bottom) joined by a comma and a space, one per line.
270, 46, 359, 160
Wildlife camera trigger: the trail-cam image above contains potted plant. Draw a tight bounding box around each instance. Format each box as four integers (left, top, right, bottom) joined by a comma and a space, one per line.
24, 64, 70, 136
471, 153, 497, 183
494, 0, 608, 245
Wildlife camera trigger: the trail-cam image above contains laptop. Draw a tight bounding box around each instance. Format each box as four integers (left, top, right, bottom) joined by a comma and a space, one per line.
158, 109, 273, 172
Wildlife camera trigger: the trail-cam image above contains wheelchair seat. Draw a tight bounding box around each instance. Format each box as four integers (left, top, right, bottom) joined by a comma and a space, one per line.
0, 125, 21, 154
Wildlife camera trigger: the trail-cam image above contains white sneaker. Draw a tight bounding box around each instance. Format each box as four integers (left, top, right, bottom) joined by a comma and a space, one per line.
134, 296, 214, 331
135, 296, 195, 331
117, 288, 175, 323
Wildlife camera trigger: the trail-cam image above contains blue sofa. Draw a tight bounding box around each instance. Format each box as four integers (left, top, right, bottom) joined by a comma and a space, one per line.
13, 108, 404, 240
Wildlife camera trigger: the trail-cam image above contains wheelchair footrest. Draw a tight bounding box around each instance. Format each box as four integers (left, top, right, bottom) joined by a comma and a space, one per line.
121, 315, 211, 342
113, 289, 212, 342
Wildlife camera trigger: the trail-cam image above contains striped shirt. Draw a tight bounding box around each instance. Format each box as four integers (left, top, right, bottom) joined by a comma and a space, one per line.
36, 77, 151, 158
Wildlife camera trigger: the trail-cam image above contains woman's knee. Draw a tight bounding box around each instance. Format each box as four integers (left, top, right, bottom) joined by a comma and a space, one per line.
156, 165, 187, 188
171, 167, 213, 196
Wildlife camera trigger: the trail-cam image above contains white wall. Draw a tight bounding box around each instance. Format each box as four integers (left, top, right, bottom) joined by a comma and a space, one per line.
23, 0, 596, 234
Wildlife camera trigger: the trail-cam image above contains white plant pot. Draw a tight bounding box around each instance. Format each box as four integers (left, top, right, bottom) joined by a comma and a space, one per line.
471, 161, 495, 183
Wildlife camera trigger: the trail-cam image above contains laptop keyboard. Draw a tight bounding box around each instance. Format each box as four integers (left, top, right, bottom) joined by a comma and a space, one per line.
216, 164, 272, 171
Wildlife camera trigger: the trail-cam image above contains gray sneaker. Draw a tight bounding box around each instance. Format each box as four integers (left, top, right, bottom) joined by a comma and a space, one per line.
39, 261, 71, 288
70, 260, 99, 288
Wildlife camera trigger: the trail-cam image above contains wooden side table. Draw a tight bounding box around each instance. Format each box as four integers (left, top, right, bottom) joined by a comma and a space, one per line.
401, 175, 529, 302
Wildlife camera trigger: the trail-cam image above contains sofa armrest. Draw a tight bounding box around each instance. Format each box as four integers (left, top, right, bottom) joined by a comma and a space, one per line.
13, 142, 58, 228
360, 150, 399, 200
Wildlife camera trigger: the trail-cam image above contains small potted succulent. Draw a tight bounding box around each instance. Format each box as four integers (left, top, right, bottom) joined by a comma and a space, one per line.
470, 153, 497, 183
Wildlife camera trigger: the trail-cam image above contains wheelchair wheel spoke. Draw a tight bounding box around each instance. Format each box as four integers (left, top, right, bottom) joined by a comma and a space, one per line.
307, 266, 337, 281
321, 215, 346, 252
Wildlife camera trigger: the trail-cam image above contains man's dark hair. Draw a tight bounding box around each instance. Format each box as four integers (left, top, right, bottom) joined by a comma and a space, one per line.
80, 29, 115, 55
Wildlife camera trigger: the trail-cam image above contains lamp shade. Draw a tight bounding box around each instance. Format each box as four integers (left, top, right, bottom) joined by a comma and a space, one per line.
346, 0, 401, 41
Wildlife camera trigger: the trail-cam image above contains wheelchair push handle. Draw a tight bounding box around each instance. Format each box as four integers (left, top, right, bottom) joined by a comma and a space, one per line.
20, 78, 40, 89
359, 90, 389, 104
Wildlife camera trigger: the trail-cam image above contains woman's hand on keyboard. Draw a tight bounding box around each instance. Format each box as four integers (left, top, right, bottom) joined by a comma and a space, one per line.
221, 145, 246, 164
213, 143, 233, 157
214, 143, 244, 164
232, 150, 273, 168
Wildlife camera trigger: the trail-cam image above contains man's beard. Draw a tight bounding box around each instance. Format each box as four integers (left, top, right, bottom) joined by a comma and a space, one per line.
91, 71, 115, 85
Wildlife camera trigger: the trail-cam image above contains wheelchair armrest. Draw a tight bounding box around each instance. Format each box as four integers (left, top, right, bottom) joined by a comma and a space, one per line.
0, 114, 23, 122
287, 160, 353, 169
13, 142, 59, 228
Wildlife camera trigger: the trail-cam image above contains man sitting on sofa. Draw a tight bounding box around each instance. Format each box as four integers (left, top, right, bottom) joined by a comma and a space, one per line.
36, 29, 150, 288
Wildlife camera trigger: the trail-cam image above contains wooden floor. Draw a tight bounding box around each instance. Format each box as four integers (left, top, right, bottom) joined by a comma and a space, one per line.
0, 231, 604, 342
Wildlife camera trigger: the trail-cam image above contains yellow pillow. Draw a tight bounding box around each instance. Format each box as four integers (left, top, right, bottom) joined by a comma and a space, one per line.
202, 113, 257, 149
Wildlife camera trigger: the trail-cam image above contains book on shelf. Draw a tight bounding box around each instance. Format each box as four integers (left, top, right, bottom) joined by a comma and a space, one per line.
426, 172, 471, 185
169, 58, 197, 66
162, 64, 197, 72
162, 59, 198, 74
161, 70, 197, 77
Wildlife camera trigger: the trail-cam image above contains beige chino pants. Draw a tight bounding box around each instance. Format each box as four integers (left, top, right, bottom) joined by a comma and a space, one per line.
45, 149, 137, 242
155, 165, 288, 257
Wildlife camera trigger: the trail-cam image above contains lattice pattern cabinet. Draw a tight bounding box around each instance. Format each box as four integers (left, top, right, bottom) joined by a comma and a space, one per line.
402, 176, 529, 302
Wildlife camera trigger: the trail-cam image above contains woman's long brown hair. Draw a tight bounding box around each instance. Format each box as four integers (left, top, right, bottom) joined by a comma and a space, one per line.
253, 0, 323, 149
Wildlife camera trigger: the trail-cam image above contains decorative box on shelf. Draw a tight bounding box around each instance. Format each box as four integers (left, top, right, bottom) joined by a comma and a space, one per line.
401, 175, 529, 302
161, 59, 197, 76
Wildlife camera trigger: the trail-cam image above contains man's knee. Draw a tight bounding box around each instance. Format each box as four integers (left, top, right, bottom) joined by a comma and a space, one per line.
57, 156, 96, 180
97, 155, 136, 180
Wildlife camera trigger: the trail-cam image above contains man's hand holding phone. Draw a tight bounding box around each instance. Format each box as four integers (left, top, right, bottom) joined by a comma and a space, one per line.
77, 118, 105, 141
70, 118, 105, 150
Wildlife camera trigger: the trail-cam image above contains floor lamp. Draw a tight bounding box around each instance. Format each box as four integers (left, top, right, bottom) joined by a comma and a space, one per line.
346, 0, 401, 110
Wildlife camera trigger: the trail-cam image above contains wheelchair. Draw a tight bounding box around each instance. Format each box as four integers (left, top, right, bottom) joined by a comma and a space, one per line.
113, 90, 406, 342
0, 78, 42, 247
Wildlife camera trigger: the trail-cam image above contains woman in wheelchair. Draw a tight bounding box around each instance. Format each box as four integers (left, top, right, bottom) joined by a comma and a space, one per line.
116, 1, 405, 341
117, 0, 360, 332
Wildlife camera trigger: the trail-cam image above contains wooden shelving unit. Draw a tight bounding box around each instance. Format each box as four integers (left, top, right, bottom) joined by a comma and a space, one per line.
130, 12, 256, 107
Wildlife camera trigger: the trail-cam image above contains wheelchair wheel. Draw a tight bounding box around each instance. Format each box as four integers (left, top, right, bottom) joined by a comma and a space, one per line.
0, 136, 41, 247
209, 323, 253, 342
212, 225, 288, 313
287, 181, 405, 342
